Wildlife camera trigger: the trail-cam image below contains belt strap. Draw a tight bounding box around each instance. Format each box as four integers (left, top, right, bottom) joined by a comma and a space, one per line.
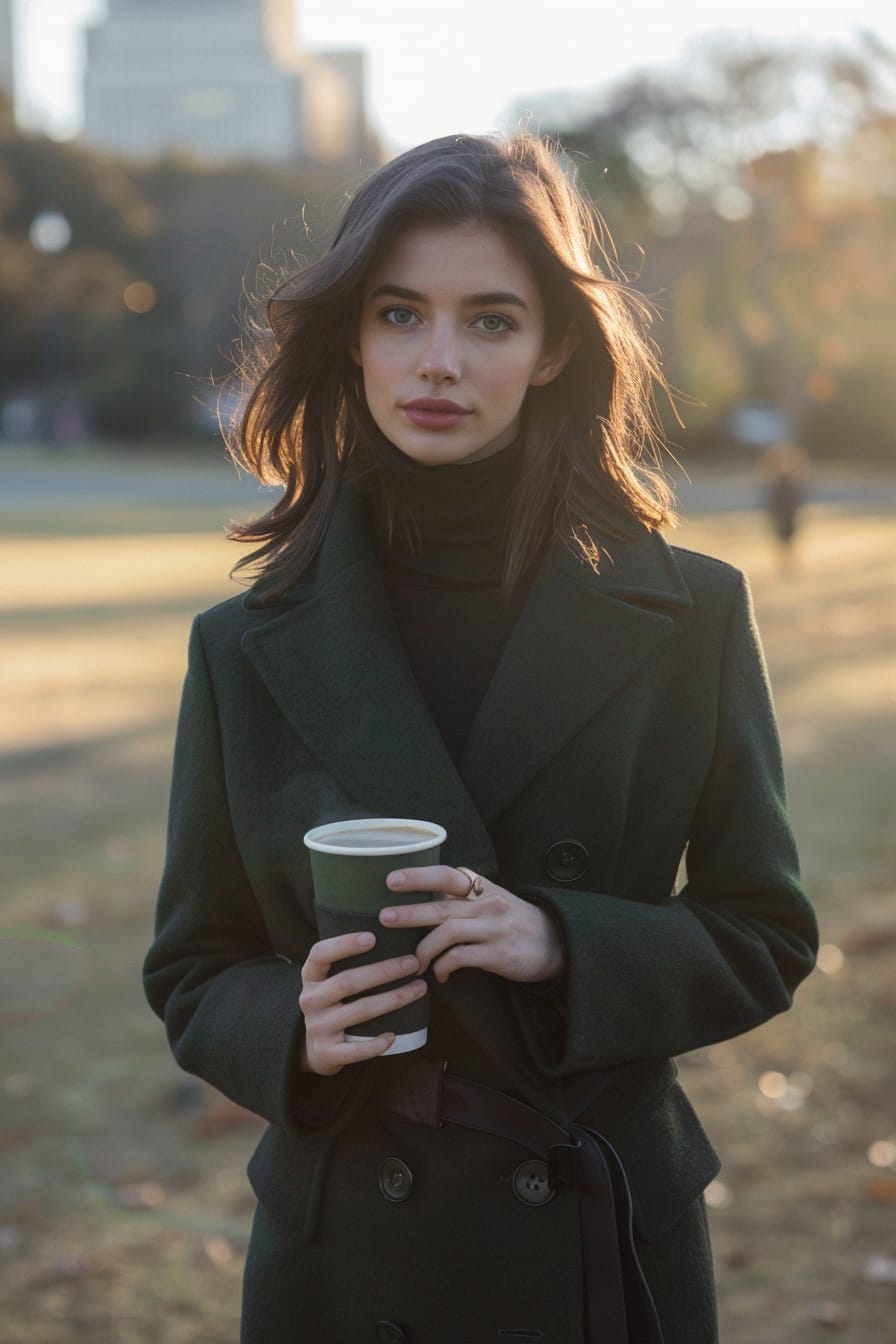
376, 1060, 664, 1344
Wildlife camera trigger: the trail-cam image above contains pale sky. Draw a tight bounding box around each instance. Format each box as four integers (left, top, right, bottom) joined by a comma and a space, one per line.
13, 0, 896, 152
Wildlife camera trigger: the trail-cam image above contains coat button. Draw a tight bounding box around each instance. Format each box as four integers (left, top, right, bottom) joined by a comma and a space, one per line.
543, 839, 589, 883
375, 1322, 408, 1344
379, 1157, 413, 1203
512, 1159, 554, 1206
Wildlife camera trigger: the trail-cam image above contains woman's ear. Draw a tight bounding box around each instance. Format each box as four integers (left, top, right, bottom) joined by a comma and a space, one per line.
530, 322, 580, 387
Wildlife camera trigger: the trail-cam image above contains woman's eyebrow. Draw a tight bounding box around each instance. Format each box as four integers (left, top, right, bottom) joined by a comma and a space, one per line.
368, 283, 529, 311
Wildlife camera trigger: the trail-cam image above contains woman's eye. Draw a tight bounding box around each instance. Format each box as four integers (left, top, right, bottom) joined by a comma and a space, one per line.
383, 306, 418, 326
474, 314, 512, 333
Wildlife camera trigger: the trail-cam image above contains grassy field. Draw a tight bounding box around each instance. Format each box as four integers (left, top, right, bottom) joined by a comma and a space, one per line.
1, 452, 894, 1342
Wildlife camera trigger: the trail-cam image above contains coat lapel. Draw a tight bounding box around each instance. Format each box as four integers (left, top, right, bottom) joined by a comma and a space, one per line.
239, 484, 498, 874
241, 481, 692, 853
460, 530, 692, 825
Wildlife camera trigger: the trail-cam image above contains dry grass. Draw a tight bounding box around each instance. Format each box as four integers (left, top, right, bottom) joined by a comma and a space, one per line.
1, 460, 894, 1342
672, 501, 896, 1342
1, 532, 231, 754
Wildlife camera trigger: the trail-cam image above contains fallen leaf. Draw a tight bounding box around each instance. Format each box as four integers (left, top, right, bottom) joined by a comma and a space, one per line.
202, 1236, 233, 1268
864, 1176, 896, 1203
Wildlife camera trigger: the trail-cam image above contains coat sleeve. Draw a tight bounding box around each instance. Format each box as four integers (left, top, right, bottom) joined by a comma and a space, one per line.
514, 571, 818, 1074
143, 617, 368, 1136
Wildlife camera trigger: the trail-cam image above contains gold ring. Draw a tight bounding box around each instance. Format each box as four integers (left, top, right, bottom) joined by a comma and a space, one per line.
455, 866, 484, 899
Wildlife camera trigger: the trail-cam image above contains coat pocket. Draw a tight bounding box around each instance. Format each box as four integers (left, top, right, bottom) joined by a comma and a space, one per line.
606, 1080, 721, 1243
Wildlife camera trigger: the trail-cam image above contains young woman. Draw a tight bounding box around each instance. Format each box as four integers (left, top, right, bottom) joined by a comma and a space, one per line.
144, 133, 817, 1344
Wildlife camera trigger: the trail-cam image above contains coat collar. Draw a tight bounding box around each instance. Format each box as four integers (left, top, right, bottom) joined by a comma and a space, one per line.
240, 482, 691, 866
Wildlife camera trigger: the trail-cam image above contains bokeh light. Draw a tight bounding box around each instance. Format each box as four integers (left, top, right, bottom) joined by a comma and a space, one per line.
817, 943, 845, 974
758, 1069, 814, 1110
704, 1179, 732, 1208
759, 1070, 788, 1099
29, 209, 72, 254
123, 280, 157, 314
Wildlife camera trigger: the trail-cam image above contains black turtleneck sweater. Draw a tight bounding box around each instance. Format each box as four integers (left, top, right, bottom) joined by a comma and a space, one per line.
376, 438, 540, 765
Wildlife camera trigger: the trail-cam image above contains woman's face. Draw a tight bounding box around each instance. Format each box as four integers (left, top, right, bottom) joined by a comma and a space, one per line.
353, 220, 568, 466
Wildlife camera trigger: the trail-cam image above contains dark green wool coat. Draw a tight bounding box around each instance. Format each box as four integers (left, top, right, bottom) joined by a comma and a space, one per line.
144, 483, 817, 1344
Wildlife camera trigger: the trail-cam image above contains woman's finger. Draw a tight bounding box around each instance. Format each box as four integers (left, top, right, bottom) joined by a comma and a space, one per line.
303, 977, 427, 1075
301, 952, 420, 1014
430, 939, 491, 984
411, 915, 491, 975
387, 864, 488, 900
301, 930, 377, 982
303, 1031, 397, 1076
327, 952, 421, 1000
379, 895, 486, 929
329, 977, 427, 1033
323, 1034, 398, 1069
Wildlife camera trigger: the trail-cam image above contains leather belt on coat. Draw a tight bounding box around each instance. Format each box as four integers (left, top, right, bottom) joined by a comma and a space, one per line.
374, 1057, 664, 1344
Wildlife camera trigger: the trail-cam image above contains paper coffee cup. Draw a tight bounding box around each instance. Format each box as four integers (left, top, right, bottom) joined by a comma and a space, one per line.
303, 818, 446, 1055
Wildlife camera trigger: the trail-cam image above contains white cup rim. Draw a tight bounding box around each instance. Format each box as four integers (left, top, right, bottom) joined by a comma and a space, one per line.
303, 817, 447, 857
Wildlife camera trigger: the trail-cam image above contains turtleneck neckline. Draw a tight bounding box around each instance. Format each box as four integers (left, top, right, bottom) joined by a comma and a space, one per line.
375, 436, 526, 588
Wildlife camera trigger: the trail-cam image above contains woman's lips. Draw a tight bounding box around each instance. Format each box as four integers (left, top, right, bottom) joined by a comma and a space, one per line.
402, 399, 472, 430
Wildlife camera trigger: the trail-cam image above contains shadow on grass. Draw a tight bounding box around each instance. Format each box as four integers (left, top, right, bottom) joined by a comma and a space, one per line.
1, 594, 239, 629
0, 717, 175, 780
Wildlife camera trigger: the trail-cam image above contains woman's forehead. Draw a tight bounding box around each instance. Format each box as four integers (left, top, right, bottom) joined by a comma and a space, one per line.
363, 220, 540, 298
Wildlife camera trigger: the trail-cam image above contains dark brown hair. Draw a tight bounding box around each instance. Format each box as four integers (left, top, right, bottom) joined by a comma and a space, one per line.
227, 132, 674, 598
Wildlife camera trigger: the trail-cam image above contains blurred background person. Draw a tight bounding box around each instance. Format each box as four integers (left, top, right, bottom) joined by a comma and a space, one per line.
759, 439, 810, 573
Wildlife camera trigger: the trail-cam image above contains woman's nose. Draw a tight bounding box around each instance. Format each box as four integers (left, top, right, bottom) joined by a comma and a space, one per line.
417, 323, 461, 383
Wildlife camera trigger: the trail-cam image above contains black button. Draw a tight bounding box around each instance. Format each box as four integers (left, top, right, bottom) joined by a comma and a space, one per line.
379, 1158, 413, 1203
543, 839, 589, 883
512, 1159, 554, 1206
375, 1322, 408, 1344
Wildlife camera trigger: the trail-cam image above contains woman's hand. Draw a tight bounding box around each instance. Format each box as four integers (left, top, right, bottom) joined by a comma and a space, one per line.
381, 866, 564, 985
298, 932, 427, 1076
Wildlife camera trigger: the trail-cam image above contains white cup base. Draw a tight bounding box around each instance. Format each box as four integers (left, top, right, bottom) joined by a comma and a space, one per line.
345, 1027, 428, 1056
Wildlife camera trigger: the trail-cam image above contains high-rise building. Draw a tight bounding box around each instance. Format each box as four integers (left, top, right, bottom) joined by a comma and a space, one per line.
83, 0, 365, 163
0, 0, 14, 113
